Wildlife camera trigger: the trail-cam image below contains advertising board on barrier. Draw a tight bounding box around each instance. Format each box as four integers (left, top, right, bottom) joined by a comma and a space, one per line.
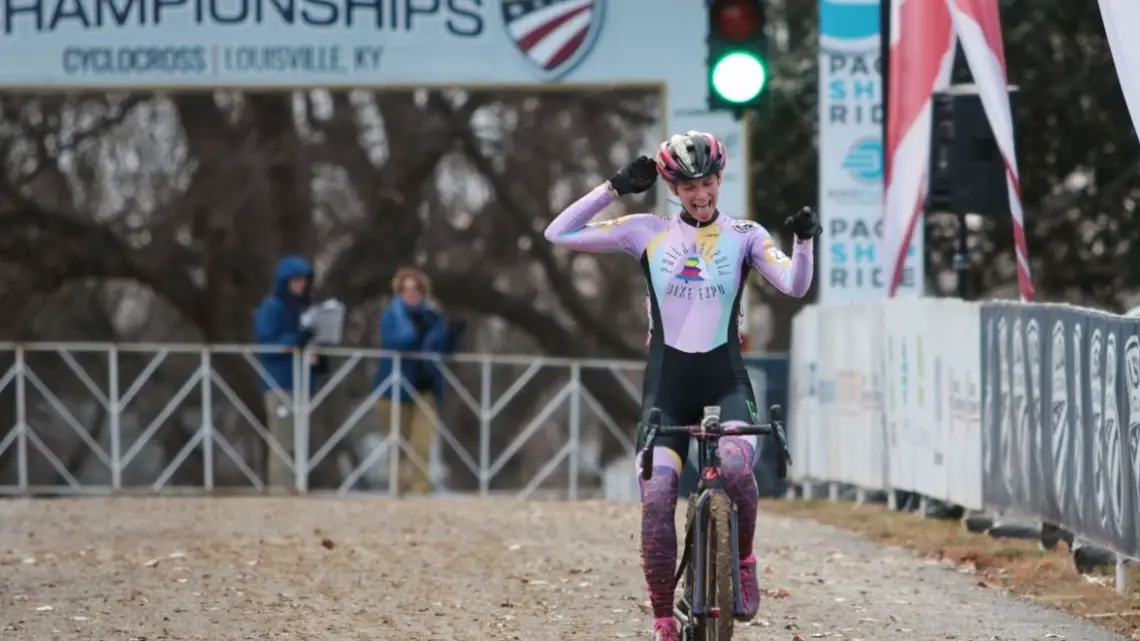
817, 0, 923, 303
790, 297, 1139, 563
981, 303, 1140, 559
787, 298, 983, 510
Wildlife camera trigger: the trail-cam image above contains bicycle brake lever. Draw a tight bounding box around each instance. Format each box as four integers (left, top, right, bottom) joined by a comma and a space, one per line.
639, 440, 654, 481
774, 422, 792, 465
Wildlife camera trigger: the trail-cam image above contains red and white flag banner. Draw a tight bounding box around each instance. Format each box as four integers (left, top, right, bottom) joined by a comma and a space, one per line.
884, 0, 1035, 301
883, 0, 956, 298
945, 0, 1033, 301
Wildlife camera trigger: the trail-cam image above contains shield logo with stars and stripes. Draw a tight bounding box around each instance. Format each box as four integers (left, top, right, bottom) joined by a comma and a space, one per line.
502, 0, 605, 81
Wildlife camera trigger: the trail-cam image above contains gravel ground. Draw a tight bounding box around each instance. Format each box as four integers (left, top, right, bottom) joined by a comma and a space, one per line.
0, 497, 1125, 640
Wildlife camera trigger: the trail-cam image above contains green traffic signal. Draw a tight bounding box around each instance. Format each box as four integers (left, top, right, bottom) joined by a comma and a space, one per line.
710, 51, 768, 104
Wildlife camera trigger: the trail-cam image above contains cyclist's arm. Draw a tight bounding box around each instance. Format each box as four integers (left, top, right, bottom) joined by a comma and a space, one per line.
746, 225, 813, 297
543, 183, 660, 255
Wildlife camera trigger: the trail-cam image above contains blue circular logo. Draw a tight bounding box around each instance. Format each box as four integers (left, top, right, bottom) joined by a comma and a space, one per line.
842, 138, 883, 183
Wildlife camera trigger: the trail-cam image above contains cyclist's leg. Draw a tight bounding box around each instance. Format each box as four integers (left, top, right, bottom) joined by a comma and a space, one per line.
635, 409, 689, 622
717, 386, 761, 557
718, 386, 762, 620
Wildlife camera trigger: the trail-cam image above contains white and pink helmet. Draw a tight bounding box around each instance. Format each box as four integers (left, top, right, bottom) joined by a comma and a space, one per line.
653, 131, 727, 184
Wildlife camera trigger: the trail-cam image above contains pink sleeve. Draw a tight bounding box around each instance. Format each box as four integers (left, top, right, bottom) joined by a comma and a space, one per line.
746, 225, 814, 297
544, 184, 662, 256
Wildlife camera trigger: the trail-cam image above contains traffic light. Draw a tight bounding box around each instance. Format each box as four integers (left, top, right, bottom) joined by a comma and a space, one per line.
707, 0, 769, 115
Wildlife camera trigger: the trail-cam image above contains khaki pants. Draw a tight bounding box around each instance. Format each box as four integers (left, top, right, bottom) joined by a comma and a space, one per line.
378, 393, 437, 495
264, 392, 295, 491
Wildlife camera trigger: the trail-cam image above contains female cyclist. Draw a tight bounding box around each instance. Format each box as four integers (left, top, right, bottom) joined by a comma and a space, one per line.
543, 131, 820, 641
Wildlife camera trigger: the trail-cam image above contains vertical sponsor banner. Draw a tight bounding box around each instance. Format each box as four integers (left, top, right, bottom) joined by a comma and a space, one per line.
818, 0, 923, 302
788, 306, 821, 482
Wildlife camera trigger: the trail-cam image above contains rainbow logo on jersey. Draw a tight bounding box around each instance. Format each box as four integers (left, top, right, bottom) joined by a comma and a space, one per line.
676, 256, 705, 282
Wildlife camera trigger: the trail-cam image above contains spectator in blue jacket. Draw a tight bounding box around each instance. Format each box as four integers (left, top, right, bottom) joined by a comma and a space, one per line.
373, 267, 464, 495
253, 254, 320, 492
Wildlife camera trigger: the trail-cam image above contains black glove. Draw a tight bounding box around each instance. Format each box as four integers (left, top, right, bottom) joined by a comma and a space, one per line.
784, 206, 822, 240
608, 155, 657, 196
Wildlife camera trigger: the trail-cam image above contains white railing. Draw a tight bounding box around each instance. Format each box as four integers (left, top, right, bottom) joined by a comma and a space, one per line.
0, 343, 786, 500
788, 298, 1140, 592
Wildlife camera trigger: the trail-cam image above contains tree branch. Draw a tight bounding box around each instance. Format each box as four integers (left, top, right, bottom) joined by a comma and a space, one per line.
439, 96, 638, 358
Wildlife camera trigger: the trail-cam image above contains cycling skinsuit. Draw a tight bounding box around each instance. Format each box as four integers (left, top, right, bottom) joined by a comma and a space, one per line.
544, 185, 814, 462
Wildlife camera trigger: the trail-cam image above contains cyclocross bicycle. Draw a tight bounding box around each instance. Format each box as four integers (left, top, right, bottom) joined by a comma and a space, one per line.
638, 404, 791, 641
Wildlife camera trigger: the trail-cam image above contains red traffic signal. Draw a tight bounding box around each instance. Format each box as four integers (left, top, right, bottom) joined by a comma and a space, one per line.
710, 0, 762, 42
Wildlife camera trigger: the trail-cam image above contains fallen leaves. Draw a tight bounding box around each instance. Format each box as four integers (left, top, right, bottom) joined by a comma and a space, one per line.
762, 498, 1140, 639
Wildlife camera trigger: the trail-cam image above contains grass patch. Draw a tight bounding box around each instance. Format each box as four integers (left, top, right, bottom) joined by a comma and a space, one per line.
760, 498, 1140, 639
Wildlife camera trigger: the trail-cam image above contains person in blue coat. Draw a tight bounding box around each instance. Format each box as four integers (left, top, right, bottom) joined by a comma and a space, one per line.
373, 267, 464, 495
253, 254, 321, 491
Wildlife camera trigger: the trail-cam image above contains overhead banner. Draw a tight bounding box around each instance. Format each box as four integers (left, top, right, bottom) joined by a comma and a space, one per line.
0, 0, 706, 91
818, 0, 923, 303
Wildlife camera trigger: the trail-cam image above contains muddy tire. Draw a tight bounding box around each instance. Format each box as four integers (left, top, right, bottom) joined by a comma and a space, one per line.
678, 495, 698, 624
703, 492, 735, 641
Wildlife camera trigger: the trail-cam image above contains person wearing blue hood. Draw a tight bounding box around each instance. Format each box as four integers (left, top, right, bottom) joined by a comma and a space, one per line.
373, 267, 464, 496
254, 254, 322, 491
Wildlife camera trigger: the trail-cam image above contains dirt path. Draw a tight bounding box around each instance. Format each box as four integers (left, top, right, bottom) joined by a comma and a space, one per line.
0, 498, 1125, 640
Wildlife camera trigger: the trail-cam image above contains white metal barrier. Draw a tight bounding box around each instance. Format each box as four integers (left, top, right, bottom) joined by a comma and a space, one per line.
0, 343, 646, 499
789, 299, 1140, 591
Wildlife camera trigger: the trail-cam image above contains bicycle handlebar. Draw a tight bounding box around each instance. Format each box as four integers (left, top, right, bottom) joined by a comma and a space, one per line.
638, 405, 786, 481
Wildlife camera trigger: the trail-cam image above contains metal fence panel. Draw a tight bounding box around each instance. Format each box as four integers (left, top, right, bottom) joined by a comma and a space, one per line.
0, 343, 786, 501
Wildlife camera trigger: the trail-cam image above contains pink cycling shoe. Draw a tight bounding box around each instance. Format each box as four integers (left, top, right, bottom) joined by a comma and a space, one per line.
736, 554, 760, 621
652, 616, 680, 641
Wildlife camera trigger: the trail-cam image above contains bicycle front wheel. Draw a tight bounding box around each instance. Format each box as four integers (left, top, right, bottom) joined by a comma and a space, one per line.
702, 491, 735, 641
